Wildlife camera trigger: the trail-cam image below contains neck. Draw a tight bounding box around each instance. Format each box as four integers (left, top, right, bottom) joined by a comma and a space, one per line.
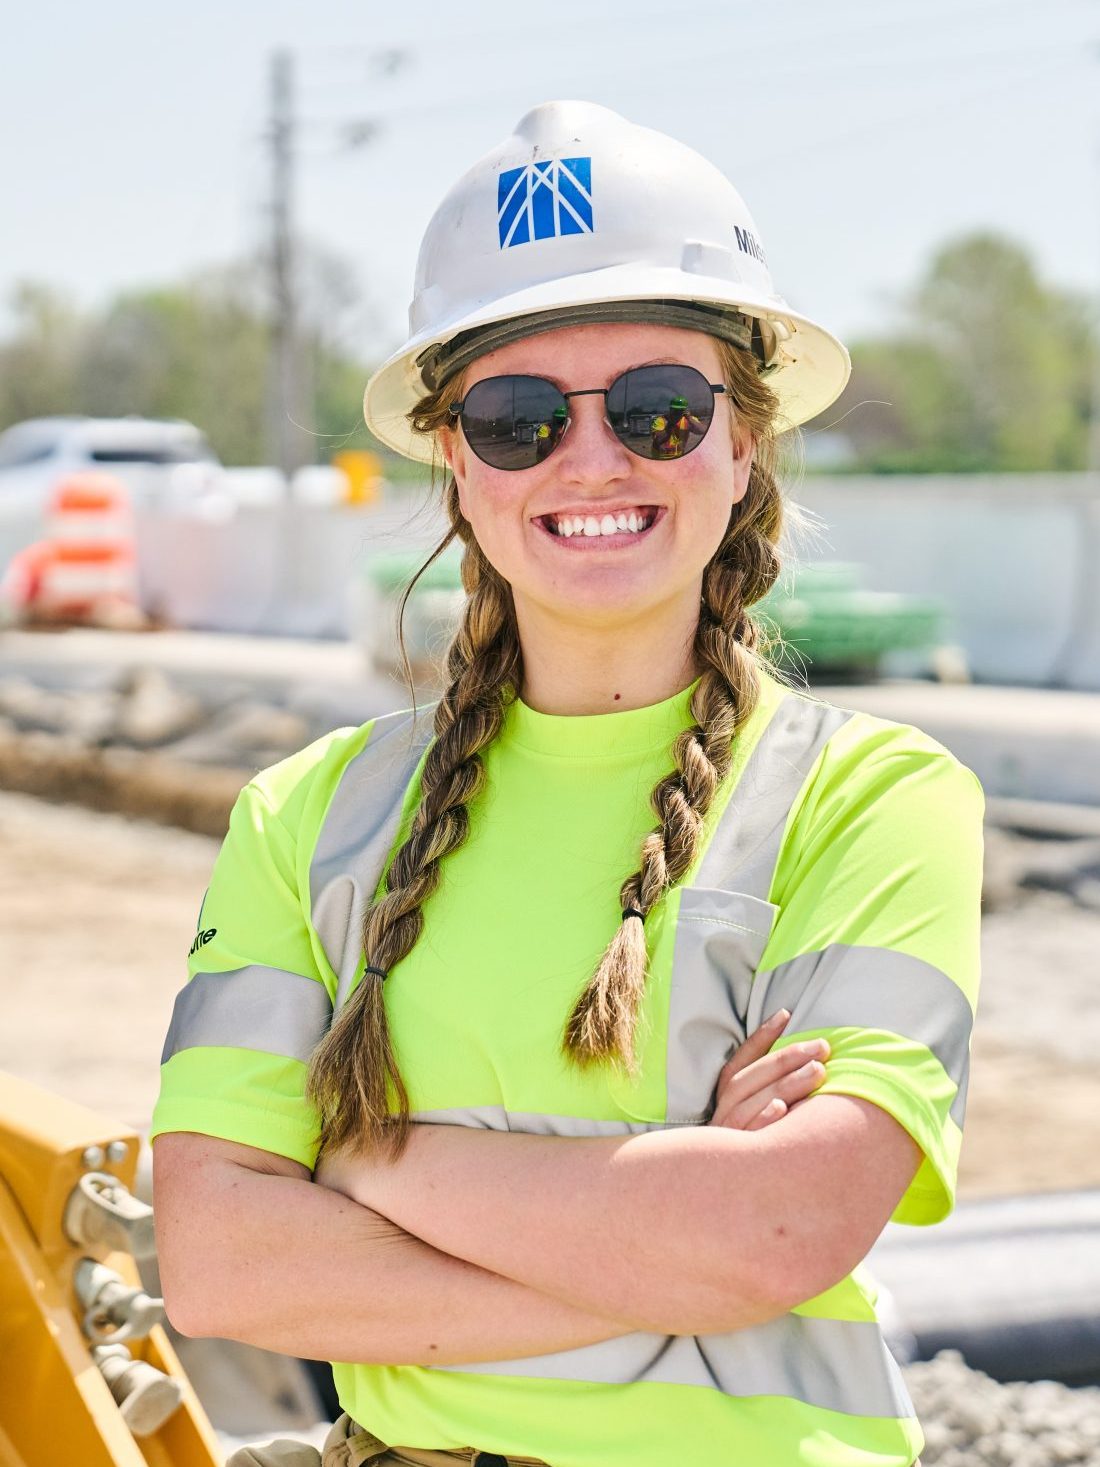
514, 589, 702, 715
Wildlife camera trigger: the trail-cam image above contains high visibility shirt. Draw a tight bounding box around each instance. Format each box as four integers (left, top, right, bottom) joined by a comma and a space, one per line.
153, 667, 984, 1467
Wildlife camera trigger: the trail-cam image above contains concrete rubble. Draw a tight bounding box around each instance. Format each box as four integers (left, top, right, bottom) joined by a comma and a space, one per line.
907, 1352, 1100, 1466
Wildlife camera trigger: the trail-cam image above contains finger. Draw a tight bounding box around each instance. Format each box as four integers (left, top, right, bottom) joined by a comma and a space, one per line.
716, 1038, 829, 1110
744, 1096, 788, 1132
725, 1059, 827, 1128
719, 1009, 791, 1082
713, 1056, 828, 1129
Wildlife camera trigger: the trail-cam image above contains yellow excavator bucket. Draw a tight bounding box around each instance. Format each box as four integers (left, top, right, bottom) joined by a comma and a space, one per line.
0, 1071, 222, 1467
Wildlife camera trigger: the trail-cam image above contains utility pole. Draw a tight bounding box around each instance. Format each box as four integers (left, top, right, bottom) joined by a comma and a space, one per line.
267, 49, 306, 485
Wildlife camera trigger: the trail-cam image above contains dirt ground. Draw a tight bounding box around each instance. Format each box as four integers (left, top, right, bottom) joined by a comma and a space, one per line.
1, 788, 1098, 1199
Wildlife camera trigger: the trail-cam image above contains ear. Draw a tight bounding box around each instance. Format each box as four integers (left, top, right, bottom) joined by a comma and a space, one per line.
439, 426, 472, 518
439, 424, 459, 474
731, 423, 755, 506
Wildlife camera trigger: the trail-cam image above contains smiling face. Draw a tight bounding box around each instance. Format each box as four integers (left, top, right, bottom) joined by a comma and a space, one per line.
440, 322, 755, 640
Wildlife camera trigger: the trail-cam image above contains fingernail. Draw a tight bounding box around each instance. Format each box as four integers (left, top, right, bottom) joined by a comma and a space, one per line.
769, 1009, 790, 1027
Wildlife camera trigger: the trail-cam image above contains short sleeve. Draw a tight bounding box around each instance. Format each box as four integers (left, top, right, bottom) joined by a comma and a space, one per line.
757, 713, 984, 1226
151, 768, 338, 1168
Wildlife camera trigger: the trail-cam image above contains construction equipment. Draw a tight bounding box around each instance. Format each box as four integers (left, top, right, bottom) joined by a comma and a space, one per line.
0, 1071, 222, 1467
759, 563, 945, 679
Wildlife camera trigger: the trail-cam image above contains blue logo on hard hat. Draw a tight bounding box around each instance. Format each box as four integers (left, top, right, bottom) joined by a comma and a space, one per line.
497, 157, 593, 248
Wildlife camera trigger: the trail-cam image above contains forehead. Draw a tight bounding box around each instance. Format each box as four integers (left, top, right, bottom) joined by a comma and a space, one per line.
462, 321, 723, 389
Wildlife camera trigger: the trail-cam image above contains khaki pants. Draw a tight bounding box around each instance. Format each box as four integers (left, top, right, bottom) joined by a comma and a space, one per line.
226, 1411, 550, 1467
227, 1412, 922, 1467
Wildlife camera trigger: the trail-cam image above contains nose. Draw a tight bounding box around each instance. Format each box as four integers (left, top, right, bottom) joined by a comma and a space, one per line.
553, 393, 632, 487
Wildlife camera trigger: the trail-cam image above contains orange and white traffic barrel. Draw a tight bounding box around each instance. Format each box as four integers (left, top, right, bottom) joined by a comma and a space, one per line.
38, 471, 140, 623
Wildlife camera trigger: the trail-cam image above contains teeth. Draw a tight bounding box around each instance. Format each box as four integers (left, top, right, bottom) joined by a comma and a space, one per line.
551, 511, 653, 537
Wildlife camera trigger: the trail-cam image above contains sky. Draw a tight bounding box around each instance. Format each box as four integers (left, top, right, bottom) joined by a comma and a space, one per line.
2, 0, 1097, 363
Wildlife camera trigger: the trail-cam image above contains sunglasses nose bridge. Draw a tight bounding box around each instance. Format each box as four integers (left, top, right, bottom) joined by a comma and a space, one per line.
555, 391, 633, 472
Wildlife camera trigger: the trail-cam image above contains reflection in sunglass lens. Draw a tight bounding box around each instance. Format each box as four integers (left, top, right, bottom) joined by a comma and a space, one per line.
460, 375, 569, 470
605, 364, 715, 461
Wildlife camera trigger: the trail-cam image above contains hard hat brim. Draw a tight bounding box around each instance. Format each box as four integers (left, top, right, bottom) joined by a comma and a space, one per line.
363, 264, 851, 464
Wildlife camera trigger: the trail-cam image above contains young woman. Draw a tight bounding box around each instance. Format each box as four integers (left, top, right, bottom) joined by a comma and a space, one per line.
152, 102, 981, 1467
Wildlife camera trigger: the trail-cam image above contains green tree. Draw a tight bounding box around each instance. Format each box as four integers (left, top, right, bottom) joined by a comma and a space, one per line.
832, 234, 1093, 473
0, 249, 385, 467
0, 283, 83, 424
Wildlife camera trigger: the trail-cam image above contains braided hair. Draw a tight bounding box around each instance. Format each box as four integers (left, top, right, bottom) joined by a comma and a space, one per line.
307, 337, 785, 1155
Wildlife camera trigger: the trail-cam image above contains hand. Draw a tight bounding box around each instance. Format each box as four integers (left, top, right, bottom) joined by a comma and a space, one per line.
707, 1009, 829, 1131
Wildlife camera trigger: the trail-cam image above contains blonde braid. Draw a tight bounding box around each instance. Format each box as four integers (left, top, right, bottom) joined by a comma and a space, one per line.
307, 479, 522, 1157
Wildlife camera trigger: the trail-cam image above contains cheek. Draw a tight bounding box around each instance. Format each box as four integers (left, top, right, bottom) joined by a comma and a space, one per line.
456, 470, 527, 571
673, 446, 740, 540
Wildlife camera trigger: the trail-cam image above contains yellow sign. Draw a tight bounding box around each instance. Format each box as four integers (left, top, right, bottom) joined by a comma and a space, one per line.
332, 450, 382, 505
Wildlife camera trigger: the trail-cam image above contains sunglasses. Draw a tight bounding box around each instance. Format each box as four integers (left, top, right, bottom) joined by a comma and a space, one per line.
448, 363, 727, 471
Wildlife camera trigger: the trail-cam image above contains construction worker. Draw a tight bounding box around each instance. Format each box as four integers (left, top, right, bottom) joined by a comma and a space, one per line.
650, 394, 706, 458
153, 101, 976, 1467
534, 405, 568, 462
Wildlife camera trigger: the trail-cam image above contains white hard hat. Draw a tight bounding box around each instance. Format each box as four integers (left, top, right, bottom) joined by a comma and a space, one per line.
364, 100, 850, 462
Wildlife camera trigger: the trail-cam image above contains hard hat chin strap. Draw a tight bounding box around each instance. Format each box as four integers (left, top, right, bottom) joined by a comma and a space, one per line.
416, 300, 766, 392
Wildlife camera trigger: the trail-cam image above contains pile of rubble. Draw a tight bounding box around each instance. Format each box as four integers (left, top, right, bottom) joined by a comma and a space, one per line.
907, 1352, 1100, 1466
0, 667, 326, 835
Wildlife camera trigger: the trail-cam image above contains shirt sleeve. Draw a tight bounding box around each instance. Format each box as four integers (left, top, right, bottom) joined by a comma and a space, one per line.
150, 750, 345, 1168
757, 712, 985, 1226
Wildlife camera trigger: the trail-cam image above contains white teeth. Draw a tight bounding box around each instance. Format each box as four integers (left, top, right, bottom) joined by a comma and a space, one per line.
550, 510, 653, 537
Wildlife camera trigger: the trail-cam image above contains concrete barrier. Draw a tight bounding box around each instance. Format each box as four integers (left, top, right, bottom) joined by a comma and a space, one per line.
792, 473, 1100, 690
6, 472, 1099, 688
868, 1189, 1100, 1385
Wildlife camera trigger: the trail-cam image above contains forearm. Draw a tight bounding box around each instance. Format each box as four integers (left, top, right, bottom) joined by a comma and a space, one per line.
340, 1124, 794, 1336
341, 1102, 921, 1337
154, 1142, 634, 1364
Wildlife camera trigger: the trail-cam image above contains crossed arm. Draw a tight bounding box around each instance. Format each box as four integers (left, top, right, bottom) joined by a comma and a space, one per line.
154, 1023, 920, 1364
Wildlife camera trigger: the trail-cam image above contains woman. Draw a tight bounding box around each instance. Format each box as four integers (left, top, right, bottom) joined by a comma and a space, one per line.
152, 102, 982, 1467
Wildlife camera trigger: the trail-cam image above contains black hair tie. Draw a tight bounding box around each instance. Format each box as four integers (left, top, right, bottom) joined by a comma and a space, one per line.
364, 964, 388, 981
621, 908, 646, 923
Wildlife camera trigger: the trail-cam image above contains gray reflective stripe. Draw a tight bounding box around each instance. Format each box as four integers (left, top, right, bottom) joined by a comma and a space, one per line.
749, 945, 973, 1127
410, 1107, 679, 1136
160, 966, 332, 1065
438, 1314, 914, 1419
665, 691, 854, 1121
693, 690, 855, 901
309, 708, 435, 1010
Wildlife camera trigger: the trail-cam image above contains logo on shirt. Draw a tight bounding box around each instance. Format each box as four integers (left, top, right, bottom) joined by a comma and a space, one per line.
498, 157, 593, 248
188, 928, 217, 957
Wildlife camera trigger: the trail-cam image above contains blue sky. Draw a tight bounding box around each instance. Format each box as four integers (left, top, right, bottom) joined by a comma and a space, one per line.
2, 0, 1097, 360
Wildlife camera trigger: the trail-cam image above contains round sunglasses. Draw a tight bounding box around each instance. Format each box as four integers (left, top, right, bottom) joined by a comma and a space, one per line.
448, 363, 727, 471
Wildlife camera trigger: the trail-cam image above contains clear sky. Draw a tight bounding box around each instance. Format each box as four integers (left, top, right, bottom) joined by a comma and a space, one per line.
2, 0, 1097, 360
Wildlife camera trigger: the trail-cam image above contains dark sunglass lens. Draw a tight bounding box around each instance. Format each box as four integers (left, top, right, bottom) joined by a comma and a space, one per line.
460, 376, 568, 470
605, 365, 714, 461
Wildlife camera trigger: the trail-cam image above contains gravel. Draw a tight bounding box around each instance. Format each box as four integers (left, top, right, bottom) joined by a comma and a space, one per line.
907, 1352, 1100, 1466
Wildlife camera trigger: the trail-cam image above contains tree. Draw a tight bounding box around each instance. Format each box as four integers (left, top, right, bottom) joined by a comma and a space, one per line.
831, 234, 1094, 473
0, 283, 83, 425
0, 247, 385, 467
